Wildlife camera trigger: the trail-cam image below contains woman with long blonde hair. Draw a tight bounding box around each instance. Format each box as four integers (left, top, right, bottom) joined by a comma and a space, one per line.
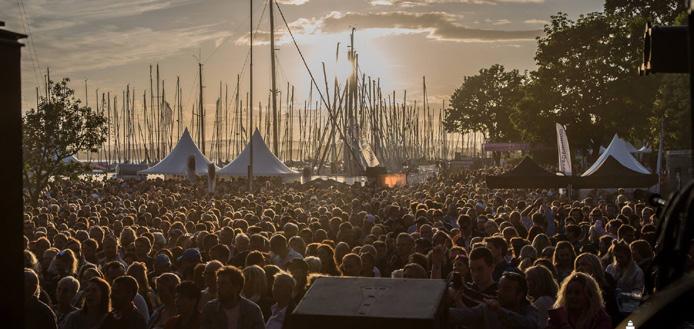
242, 265, 272, 319
549, 272, 611, 329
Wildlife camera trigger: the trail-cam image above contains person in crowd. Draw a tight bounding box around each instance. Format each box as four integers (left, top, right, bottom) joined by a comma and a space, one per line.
265, 272, 296, 329
340, 253, 363, 277
62, 277, 111, 329
452, 247, 498, 307
629, 240, 654, 295
163, 281, 201, 329
149, 273, 181, 329
100, 275, 147, 329
574, 252, 620, 324
198, 261, 223, 312
553, 241, 576, 283
485, 236, 518, 280
403, 263, 428, 278
270, 235, 303, 269
316, 244, 340, 276
524, 265, 558, 328
128, 262, 158, 315
102, 261, 150, 321
55, 276, 80, 327
389, 233, 415, 276
605, 240, 644, 294
286, 259, 309, 304
241, 265, 272, 319
448, 271, 542, 329
177, 249, 203, 282
548, 272, 611, 329
25, 268, 58, 329
200, 265, 265, 329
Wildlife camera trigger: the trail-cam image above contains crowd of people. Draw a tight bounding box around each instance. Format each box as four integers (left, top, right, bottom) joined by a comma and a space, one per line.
22, 169, 694, 329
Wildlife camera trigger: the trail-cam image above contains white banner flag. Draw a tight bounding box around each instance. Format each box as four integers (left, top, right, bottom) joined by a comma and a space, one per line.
556, 123, 572, 176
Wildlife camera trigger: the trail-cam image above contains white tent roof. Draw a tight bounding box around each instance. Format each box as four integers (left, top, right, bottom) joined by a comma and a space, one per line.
582, 134, 651, 176
140, 128, 217, 176
62, 155, 81, 164
599, 137, 642, 155
218, 129, 299, 177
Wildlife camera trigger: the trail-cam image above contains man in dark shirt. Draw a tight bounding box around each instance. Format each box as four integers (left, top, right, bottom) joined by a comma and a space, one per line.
25, 268, 58, 329
99, 275, 146, 329
456, 247, 498, 307
485, 237, 519, 281
201, 265, 265, 329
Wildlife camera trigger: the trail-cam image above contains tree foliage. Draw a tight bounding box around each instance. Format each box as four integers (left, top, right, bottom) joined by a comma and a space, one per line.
511, 11, 661, 154
444, 1, 687, 161
444, 64, 525, 143
23, 78, 107, 205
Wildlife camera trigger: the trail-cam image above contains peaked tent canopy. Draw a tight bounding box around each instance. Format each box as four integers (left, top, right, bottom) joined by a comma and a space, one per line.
62, 155, 81, 164
486, 157, 571, 188
583, 134, 651, 176
140, 128, 217, 176
576, 134, 657, 188
574, 156, 658, 188
218, 129, 299, 177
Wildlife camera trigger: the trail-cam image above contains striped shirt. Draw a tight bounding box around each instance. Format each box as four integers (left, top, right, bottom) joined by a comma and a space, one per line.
460, 281, 498, 307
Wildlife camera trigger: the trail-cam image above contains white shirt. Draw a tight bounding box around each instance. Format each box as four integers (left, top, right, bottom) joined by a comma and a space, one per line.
271, 248, 303, 268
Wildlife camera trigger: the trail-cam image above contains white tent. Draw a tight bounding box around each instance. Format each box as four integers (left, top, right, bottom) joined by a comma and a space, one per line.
62, 155, 81, 164
218, 129, 299, 177
582, 134, 651, 176
140, 128, 217, 176
598, 138, 644, 154
634, 145, 652, 153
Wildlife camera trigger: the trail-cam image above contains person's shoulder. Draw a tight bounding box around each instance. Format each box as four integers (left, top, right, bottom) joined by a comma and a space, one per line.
241, 296, 264, 313
202, 298, 221, 312
33, 298, 56, 317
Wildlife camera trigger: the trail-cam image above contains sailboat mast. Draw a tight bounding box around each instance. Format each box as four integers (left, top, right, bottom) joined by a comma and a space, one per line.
269, 0, 279, 156
249, 0, 254, 191
199, 62, 206, 155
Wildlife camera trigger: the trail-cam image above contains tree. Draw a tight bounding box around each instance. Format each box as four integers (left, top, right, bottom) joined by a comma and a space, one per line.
23, 78, 107, 205
651, 74, 690, 150
511, 12, 661, 156
604, 0, 684, 24
444, 64, 525, 143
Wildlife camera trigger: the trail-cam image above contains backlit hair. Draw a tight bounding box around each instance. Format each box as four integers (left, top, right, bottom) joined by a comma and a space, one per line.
524, 265, 557, 299
554, 272, 604, 328
242, 265, 267, 298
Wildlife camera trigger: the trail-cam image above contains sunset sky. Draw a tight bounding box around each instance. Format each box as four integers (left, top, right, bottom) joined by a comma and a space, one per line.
3, 0, 603, 119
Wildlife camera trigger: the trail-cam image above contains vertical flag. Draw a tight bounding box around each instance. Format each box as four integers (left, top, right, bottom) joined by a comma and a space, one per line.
556, 123, 572, 176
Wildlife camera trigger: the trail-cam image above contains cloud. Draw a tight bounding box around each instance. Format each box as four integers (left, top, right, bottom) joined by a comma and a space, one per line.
524, 19, 549, 25
370, 0, 544, 6
276, 0, 310, 5
320, 11, 540, 42
234, 11, 539, 45
3, 0, 195, 31
491, 19, 511, 25
27, 23, 232, 73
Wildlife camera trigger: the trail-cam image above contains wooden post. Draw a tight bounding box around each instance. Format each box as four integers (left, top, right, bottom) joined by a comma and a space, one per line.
0, 23, 26, 324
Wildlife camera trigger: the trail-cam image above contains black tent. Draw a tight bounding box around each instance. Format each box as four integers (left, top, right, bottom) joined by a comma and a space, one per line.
573, 156, 658, 188
485, 157, 571, 189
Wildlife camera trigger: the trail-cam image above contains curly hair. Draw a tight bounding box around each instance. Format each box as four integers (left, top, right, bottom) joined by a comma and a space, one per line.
554, 272, 604, 329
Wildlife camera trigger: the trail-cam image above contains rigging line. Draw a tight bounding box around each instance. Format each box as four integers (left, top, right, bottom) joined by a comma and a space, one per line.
186, 0, 268, 122
275, 0, 364, 170
15, 0, 41, 92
